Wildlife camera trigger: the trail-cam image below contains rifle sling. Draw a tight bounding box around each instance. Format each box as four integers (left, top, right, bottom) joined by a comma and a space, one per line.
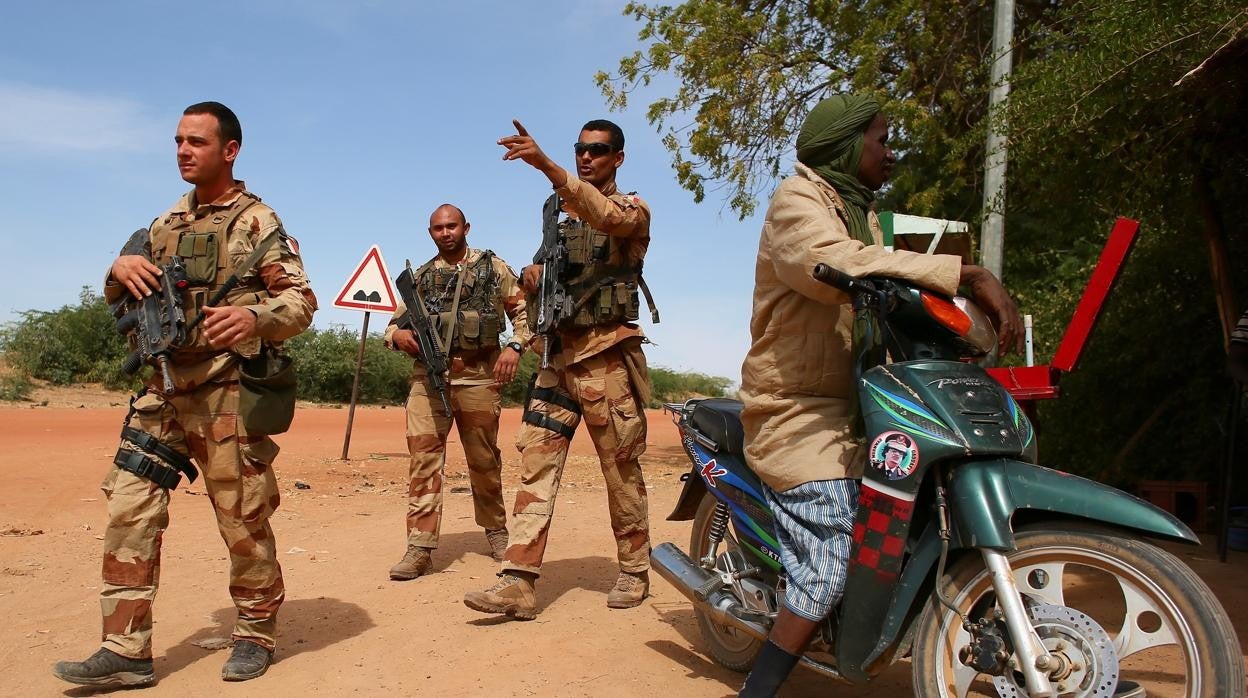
441, 262, 467, 351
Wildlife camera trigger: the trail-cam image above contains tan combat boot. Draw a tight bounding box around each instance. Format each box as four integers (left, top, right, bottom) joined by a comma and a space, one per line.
463, 572, 538, 620
388, 544, 432, 580
484, 527, 509, 562
606, 570, 649, 609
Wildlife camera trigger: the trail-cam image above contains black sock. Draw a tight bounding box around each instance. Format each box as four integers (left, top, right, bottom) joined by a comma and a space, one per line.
738, 640, 800, 697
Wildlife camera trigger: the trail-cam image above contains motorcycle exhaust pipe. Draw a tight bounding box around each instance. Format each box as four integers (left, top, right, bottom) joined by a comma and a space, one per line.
650, 542, 770, 642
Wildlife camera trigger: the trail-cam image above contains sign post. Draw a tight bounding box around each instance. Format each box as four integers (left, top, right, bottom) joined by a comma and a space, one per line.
331, 245, 398, 459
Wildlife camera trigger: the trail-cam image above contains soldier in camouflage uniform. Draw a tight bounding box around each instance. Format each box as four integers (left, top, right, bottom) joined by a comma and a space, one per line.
464, 119, 656, 619
53, 102, 316, 687
383, 203, 530, 580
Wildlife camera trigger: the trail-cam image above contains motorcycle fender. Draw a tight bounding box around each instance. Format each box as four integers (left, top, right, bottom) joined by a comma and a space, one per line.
947, 458, 1199, 549
667, 466, 708, 521
838, 521, 945, 682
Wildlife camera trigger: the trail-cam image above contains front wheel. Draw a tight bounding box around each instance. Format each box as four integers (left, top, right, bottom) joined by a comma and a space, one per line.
912, 522, 1245, 697
689, 494, 767, 672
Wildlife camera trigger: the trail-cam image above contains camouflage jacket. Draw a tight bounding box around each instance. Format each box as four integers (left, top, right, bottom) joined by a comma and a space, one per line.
104, 181, 317, 390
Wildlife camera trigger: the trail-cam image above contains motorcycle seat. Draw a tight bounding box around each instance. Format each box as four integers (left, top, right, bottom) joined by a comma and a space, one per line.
691, 398, 745, 455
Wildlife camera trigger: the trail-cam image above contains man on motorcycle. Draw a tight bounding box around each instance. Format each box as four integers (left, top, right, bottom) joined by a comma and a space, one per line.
735, 93, 1023, 697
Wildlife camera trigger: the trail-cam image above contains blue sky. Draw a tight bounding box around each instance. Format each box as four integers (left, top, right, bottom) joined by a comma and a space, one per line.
0, 0, 770, 383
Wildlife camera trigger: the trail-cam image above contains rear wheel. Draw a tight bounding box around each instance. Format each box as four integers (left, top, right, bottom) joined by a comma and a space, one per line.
689, 494, 767, 672
912, 522, 1245, 697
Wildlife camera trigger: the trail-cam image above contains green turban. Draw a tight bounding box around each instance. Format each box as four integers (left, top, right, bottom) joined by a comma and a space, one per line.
795, 94, 881, 244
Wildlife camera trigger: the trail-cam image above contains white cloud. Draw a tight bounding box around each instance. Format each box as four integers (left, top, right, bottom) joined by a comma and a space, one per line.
0, 82, 165, 154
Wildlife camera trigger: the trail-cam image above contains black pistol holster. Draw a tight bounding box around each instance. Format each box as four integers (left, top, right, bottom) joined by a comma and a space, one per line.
114, 424, 198, 490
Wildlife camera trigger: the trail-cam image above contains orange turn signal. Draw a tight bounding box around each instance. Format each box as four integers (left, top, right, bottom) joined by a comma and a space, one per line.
920, 292, 972, 336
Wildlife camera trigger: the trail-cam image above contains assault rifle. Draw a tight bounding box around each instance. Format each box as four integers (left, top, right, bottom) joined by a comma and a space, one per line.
532, 195, 574, 367
113, 227, 281, 395
395, 260, 454, 416
113, 228, 189, 395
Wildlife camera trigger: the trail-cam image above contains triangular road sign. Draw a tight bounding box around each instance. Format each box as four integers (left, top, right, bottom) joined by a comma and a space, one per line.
333, 245, 398, 313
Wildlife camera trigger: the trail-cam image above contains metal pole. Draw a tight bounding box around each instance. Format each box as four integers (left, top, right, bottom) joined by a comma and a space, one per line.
340, 311, 371, 460
981, 0, 1015, 279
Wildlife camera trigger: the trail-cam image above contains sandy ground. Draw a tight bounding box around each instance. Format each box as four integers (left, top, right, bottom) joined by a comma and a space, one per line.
2, 385, 1246, 697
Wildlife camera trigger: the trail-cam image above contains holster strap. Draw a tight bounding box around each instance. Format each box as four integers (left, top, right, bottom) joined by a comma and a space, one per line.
528, 386, 581, 415
522, 410, 576, 440
122, 426, 198, 484
114, 448, 182, 490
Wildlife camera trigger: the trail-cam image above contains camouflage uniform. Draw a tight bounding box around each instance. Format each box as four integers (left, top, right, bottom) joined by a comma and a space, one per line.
98, 182, 316, 659
383, 249, 529, 550
504, 176, 654, 577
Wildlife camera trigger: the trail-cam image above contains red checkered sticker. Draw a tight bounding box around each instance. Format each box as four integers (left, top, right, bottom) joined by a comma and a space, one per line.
851, 485, 915, 581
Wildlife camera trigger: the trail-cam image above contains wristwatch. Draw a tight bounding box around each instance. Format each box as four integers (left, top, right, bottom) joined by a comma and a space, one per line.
505, 341, 524, 354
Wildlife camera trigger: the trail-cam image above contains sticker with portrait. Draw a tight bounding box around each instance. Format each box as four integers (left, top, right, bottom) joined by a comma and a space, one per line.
869, 431, 920, 481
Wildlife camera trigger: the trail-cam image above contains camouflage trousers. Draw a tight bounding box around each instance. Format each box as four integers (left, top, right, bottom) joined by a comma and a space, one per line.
503, 340, 651, 576
404, 378, 506, 549
99, 380, 283, 659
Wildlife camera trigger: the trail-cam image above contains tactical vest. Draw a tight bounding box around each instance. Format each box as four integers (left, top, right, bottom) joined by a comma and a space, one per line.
147, 192, 264, 354
416, 250, 504, 352
557, 193, 646, 329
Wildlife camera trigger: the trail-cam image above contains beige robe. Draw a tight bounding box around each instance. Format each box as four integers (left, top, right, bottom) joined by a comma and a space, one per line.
740, 162, 961, 492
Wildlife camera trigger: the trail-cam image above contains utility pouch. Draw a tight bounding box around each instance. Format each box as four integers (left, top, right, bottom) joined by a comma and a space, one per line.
176, 232, 219, 284
239, 349, 297, 435
459, 310, 481, 350
620, 281, 640, 322
589, 231, 609, 261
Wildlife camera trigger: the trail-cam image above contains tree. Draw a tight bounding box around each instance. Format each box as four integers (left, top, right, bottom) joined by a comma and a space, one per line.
600, 0, 1248, 487
597, 0, 1058, 219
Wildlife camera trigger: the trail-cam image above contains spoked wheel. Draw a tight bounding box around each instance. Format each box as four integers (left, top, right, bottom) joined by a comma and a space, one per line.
689, 494, 767, 671
912, 522, 1245, 697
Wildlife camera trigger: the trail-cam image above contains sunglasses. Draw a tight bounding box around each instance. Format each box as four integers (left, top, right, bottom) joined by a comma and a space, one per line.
573, 142, 616, 157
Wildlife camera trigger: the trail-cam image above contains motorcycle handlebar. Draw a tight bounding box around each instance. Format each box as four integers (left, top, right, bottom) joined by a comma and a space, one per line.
812, 263, 859, 292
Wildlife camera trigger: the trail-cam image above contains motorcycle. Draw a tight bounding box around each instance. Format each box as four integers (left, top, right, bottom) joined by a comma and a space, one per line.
652, 263, 1245, 697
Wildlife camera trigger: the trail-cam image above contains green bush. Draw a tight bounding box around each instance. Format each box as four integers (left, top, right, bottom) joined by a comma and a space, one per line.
648, 366, 731, 407
286, 326, 412, 404
0, 295, 731, 410
0, 287, 134, 388
0, 374, 33, 401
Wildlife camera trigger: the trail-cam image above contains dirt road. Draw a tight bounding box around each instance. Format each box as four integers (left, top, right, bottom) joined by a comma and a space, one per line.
2, 387, 1245, 696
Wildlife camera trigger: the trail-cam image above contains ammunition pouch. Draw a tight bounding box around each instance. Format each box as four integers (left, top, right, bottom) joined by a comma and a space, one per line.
176, 232, 220, 284
417, 251, 505, 352
238, 348, 297, 435
568, 278, 641, 328
116, 425, 198, 490
556, 218, 652, 329
433, 309, 503, 352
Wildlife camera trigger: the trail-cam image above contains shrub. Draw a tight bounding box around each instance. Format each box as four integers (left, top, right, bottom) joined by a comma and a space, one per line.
0, 287, 134, 388
0, 374, 33, 401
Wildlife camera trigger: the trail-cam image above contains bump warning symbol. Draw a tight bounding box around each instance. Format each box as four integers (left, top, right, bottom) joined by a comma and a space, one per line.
333, 245, 398, 313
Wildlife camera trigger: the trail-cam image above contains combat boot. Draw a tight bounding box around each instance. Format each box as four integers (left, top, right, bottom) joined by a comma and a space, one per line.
389, 544, 433, 580
484, 527, 509, 562
221, 639, 272, 681
606, 570, 650, 609
52, 647, 155, 687
463, 572, 538, 620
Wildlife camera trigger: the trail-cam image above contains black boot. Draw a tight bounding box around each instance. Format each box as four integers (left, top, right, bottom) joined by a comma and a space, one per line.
221, 639, 273, 681
738, 640, 800, 697
52, 647, 155, 687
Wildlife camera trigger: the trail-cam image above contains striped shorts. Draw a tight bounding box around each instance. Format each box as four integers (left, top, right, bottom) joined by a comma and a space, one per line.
763, 478, 859, 621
